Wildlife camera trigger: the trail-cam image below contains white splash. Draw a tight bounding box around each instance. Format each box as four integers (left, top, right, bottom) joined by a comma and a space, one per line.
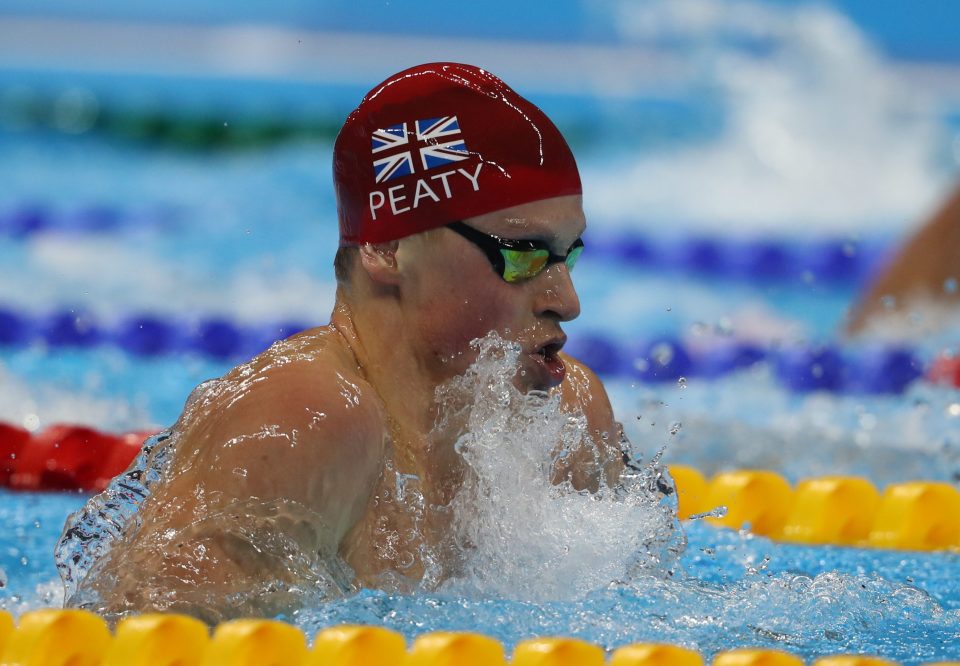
584, 0, 953, 235
435, 334, 684, 601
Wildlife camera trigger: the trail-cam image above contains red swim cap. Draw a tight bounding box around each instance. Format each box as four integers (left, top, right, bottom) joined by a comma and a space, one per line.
334, 62, 582, 245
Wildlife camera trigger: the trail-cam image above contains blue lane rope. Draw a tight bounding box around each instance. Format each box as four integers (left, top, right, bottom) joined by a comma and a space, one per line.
0, 306, 309, 363
0, 203, 182, 237
2, 202, 891, 287
0, 305, 927, 395
563, 334, 925, 395
582, 231, 890, 286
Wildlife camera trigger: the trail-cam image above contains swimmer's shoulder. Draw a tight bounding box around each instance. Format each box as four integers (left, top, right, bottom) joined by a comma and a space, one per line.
171, 324, 386, 517
558, 353, 616, 426
220, 324, 383, 446
559, 352, 622, 444
193, 324, 379, 416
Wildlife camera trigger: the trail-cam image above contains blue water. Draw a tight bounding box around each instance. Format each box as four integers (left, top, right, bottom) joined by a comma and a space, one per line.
4, 0, 960, 662
6, 0, 960, 62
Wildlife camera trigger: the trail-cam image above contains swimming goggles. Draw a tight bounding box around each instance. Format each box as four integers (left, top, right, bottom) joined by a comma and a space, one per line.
446, 221, 584, 283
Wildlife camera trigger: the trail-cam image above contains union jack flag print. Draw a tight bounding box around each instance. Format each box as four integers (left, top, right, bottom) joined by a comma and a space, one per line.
371, 116, 469, 183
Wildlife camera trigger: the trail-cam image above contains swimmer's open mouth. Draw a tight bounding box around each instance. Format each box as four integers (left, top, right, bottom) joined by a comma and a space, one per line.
536, 340, 565, 358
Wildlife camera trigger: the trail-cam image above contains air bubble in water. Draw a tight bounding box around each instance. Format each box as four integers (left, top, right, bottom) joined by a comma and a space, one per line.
669, 422, 682, 435
677, 377, 687, 389
651, 343, 675, 366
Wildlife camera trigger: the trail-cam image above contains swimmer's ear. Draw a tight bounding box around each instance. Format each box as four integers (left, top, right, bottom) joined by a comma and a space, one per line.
358, 241, 401, 285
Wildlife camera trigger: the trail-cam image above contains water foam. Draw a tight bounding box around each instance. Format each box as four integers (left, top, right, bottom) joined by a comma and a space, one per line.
0, 362, 150, 433
606, 369, 960, 487
584, 0, 953, 235
433, 334, 684, 600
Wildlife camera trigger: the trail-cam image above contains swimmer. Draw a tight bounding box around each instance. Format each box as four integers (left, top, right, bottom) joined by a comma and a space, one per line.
846, 182, 960, 336
61, 63, 626, 623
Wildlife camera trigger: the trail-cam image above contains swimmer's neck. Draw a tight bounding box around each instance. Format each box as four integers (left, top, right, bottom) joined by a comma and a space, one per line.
329, 290, 466, 479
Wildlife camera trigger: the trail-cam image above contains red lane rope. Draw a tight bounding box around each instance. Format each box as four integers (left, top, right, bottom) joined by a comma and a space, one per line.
0, 423, 158, 492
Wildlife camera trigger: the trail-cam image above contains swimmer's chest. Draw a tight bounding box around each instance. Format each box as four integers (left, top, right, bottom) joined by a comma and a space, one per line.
338, 453, 455, 587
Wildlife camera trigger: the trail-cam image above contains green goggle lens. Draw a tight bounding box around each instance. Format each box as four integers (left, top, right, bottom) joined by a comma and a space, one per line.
500, 243, 583, 283
564, 244, 584, 270
501, 249, 550, 282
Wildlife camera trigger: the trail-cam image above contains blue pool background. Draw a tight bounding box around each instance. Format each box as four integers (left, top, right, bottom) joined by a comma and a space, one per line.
3, 0, 960, 662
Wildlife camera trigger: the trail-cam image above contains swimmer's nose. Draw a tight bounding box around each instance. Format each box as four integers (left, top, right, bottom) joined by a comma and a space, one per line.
534, 263, 581, 322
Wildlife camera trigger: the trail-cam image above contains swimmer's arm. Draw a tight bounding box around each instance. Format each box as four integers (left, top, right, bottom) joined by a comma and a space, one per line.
100, 365, 384, 620
555, 353, 625, 492
847, 183, 960, 334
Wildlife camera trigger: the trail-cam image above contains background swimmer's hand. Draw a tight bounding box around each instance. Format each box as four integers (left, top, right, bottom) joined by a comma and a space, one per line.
82, 356, 386, 621
553, 353, 625, 492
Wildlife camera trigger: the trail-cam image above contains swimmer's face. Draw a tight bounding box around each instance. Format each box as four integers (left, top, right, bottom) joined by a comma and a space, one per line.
396, 194, 584, 391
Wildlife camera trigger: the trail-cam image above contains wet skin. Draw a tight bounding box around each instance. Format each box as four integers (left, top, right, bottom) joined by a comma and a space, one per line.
82, 195, 624, 621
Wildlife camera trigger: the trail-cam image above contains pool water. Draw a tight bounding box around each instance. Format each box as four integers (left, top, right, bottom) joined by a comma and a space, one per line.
5, 489, 960, 663
3, 0, 960, 662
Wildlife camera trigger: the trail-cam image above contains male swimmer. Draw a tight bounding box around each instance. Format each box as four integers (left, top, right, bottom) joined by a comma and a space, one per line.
60, 63, 625, 622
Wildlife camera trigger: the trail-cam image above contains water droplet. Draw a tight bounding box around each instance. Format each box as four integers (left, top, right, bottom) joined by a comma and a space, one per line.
22, 413, 40, 431
651, 343, 674, 366
20, 556, 28, 566
669, 422, 682, 435
677, 377, 687, 389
